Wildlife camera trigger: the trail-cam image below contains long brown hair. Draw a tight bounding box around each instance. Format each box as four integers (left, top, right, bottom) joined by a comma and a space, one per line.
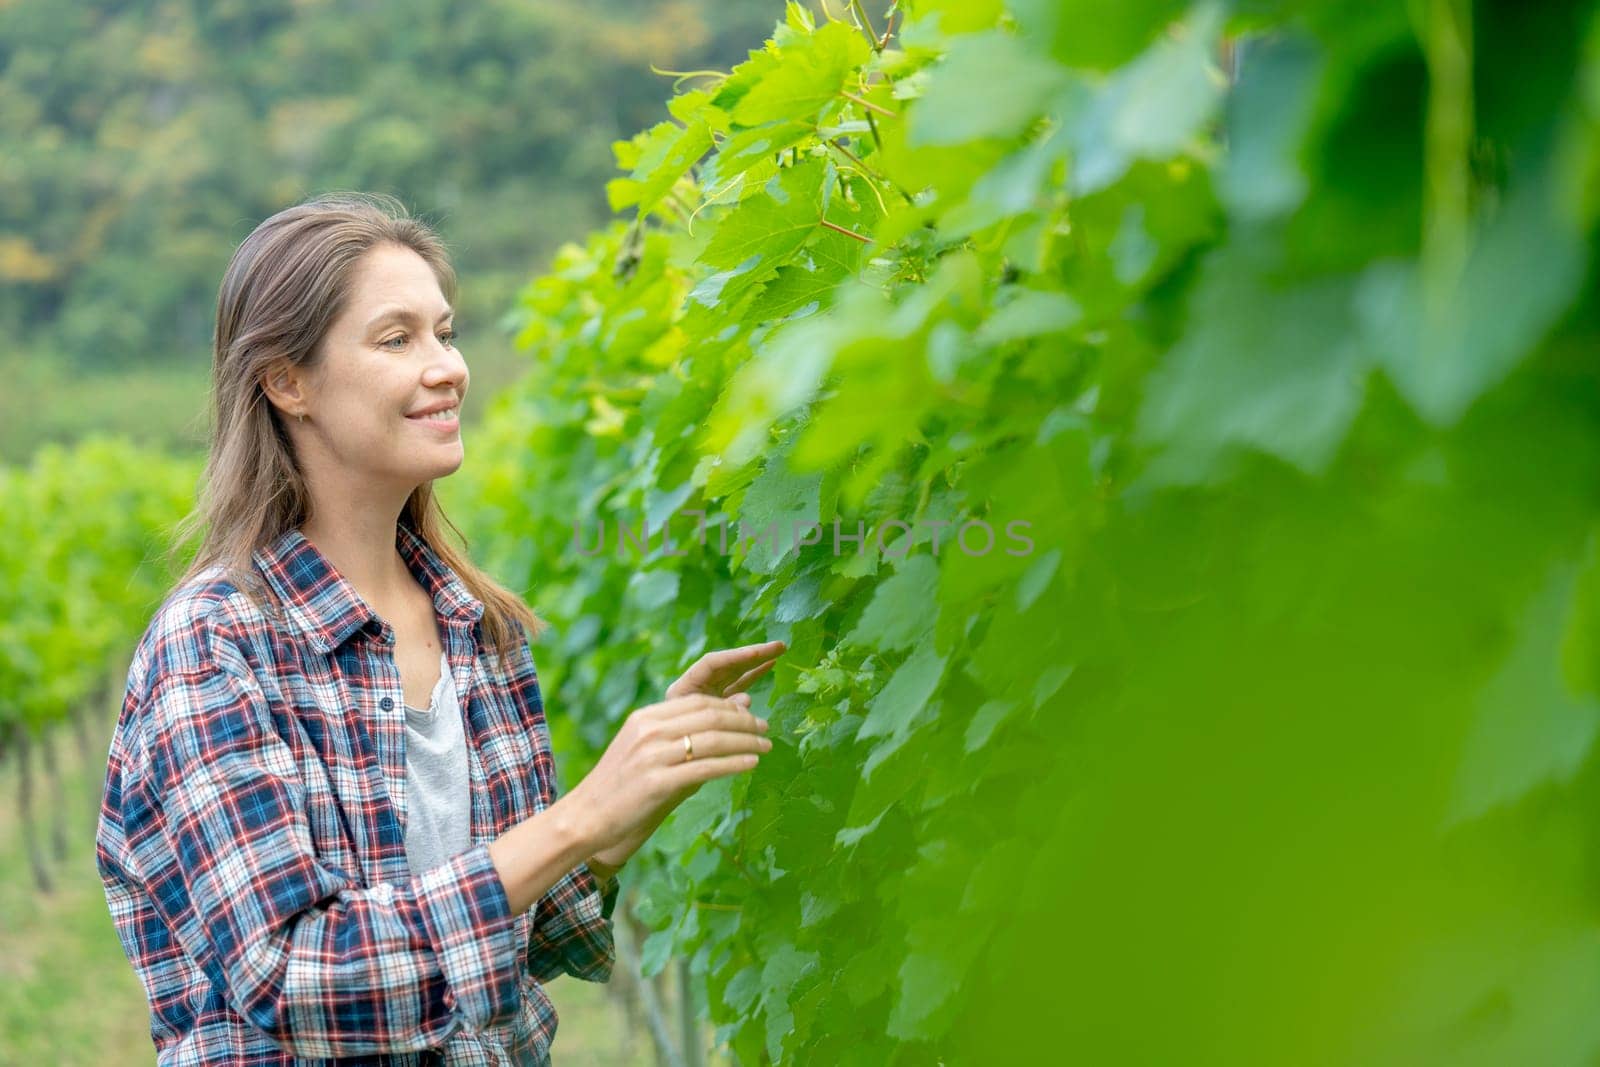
169, 191, 545, 658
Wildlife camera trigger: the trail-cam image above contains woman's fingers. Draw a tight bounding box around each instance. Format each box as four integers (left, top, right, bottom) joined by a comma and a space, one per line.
652, 693, 762, 724
707, 641, 786, 669
721, 641, 786, 679
661, 729, 771, 763
687, 641, 788, 690
645, 679, 774, 770
653, 703, 771, 789
640, 692, 731, 719
674, 751, 764, 785
645, 703, 772, 763
720, 656, 778, 696
668, 705, 769, 741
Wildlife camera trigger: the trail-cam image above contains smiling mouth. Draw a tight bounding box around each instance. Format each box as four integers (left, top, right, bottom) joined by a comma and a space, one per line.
407, 408, 459, 426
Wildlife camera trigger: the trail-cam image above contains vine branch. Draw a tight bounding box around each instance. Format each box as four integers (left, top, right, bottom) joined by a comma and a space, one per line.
824, 136, 914, 207
848, 0, 883, 53
707, 832, 762, 884
877, 1, 901, 50
841, 90, 896, 118
819, 218, 873, 244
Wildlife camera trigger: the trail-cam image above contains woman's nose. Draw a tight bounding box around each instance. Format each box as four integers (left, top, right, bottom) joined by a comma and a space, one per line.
426, 337, 469, 386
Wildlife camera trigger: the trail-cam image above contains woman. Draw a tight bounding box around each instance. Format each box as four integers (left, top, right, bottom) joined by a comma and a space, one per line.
94, 192, 784, 1066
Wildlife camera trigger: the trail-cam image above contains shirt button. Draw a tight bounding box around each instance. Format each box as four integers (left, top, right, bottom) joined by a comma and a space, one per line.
379, 697, 394, 711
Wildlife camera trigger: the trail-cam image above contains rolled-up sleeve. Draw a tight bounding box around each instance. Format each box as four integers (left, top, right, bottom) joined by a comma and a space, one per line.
527, 861, 619, 983
501, 628, 619, 984
122, 617, 524, 1058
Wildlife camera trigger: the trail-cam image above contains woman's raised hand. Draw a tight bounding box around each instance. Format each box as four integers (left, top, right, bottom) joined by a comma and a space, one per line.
558, 691, 773, 857
665, 640, 787, 701
492, 650, 783, 913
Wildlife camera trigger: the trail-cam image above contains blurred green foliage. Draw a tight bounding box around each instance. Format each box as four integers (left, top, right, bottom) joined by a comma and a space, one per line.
440, 0, 1600, 1062
0, 438, 198, 747
0, 350, 211, 462
0, 0, 793, 379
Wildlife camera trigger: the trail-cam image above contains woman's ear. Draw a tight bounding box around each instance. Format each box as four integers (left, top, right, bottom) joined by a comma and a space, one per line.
260, 359, 308, 418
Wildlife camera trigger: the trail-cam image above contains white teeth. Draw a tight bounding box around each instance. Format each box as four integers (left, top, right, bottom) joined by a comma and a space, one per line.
412, 407, 456, 419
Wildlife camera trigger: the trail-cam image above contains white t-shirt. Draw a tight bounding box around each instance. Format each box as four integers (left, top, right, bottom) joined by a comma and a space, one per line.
401, 649, 472, 876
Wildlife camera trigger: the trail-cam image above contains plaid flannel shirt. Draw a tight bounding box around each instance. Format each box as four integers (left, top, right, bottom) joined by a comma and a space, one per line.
95, 521, 618, 1066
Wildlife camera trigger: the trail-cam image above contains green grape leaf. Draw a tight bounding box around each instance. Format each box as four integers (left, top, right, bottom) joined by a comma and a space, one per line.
963, 698, 1020, 753
1216, 34, 1323, 222
843, 554, 939, 652
1008, 0, 1186, 69
887, 950, 963, 1040
606, 115, 715, 215
628, 569, 680, 611
904, 0, 1005, 37
760, 944, 820, 1062
731, 20, 871, 127
976, 289, 1082, 345
1355, 167, 1587, 426
698, 159, 827, 272
1449, 560, 1600, 824
703, 313, 842, 465
839, 943, 893, 1007
746, 224, 870, 323
735, 450, 823, 574
857, 644, 947, 743
1135, 238, 1371, 484
1066, 2, 1225, 195
775, 568, 827, 622
834, 810, 885, 848
723, 964, 762, 1014
639, 925, 675, 978
908, 30, 1071, 147
702, 120, 812, 193
800, 889, 841, 927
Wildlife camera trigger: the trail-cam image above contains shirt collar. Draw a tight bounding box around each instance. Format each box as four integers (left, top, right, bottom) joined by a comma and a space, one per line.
253, 519, 486, 655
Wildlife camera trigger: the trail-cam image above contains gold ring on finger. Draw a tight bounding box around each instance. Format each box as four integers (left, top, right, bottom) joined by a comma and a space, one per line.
682, 734, 695, 762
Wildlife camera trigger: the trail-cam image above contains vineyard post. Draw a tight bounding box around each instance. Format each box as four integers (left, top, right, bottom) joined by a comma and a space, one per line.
16, 729, 53, 893
72, 699, 99, 814
602, 932, 648, 1063
38, 723, 68, 862
676, 956, 705, 1067
614, 905, 689, 1067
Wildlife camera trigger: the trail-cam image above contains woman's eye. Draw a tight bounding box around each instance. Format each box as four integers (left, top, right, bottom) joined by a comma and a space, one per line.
381, 330, 456, 351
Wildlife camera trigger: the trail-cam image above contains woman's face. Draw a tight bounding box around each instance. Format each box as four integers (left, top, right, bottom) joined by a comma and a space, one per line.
289, 242, 470, 499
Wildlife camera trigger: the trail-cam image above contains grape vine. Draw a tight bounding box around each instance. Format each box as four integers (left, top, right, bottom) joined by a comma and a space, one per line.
443, 0, 1600, 1061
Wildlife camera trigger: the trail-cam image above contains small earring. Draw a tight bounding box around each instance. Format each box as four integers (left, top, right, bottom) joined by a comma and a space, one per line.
297, 412, 307, 423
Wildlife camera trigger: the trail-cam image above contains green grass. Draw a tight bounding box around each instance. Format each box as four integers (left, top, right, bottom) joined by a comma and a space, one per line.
0, 353, 211, 464
0, 709, 659, 1066
0, 719, 153, 1066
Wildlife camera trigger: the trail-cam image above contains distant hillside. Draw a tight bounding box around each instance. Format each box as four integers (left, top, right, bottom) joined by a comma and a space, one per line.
0, 0, 790, 378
